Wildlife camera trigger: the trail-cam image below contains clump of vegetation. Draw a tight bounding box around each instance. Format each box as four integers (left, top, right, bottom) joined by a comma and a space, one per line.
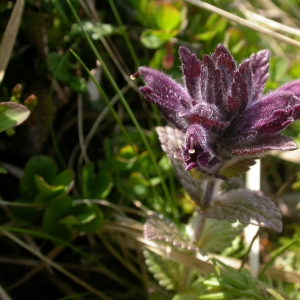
1, 0, 300, 299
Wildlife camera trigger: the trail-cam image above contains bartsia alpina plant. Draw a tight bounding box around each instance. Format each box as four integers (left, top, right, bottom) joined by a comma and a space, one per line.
135, 44, 300, 237
136, 44, 300, 179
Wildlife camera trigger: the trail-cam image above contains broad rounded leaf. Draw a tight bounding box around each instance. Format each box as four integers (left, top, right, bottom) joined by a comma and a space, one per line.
147, 2, 182, 31
71, 203, 103, 233
82, 163, 112, 199
21, 156, 58, 199
43, 197, 73, 242
0, 102, 30, 132
203, 189, 282, 232
34, 176, 66, 204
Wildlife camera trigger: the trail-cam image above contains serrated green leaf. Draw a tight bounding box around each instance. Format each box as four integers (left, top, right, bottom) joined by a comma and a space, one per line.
46, 52, 86, 93
190, 218, 243, 253
203, 189, 282, 232
144, 249, 192, 292
0, 102, 30, 132
144, 214, 196, 251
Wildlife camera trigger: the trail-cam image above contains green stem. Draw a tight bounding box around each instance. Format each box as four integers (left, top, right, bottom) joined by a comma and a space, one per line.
192, 180, 219, 244
107, 0, 140, 69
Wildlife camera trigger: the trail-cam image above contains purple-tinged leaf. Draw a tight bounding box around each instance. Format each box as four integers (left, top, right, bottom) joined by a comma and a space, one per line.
249, 50, 270, 100
179, 46, 201, 99
155, 126, 184, 159
202, 189, 282, 232
144, 214, 197, 251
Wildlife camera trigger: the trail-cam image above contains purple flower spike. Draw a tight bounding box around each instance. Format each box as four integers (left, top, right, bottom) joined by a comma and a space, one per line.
138, 44, 300, 178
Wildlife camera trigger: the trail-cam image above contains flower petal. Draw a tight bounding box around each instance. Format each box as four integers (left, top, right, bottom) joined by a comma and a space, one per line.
139, 66, 192, 129
276, 79, 300, 98
201, 55, 217, 104
212, 44, 236, 108
182, 124, 218, 170
249, 49, 270, 100
229, 59, 252, 113
227, 91, 298, 137
228, 134, 298, 156
140, 86, 189, 130
179, 46, 201, 100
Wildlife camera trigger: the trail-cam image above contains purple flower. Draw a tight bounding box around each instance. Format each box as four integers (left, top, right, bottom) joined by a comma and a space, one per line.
136, 44, 300, 177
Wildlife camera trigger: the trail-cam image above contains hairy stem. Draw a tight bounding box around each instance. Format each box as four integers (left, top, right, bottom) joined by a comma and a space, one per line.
192, 180, 219, 244
191, 214, 206, 245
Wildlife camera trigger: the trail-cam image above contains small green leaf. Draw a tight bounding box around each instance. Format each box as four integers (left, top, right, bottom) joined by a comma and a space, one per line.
129, 172, 149, 187
192, 218, 244, 253
140, 29, 177, 49
21, 156, 58, 199
0, 102, 30, 133
195, 31, 216, 41
117, 144, 138, 161
47, 52, 87, 93
59, 211, 96, 226
220, 159, 256, 178
52, 169, 74, 190
43, 196, 73, 242
34, 176, 66, 204
71, 203, 103, 233
147, 2, 182, 31
144, 249, 192, 291
82, 163, 112, 199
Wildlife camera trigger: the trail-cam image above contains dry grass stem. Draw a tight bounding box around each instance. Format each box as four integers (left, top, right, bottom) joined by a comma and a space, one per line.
184, 0, 300, 49
0, 0, 25, 83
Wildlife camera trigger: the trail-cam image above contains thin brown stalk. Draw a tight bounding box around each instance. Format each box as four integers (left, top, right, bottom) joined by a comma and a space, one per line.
3, 231, 111, 300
